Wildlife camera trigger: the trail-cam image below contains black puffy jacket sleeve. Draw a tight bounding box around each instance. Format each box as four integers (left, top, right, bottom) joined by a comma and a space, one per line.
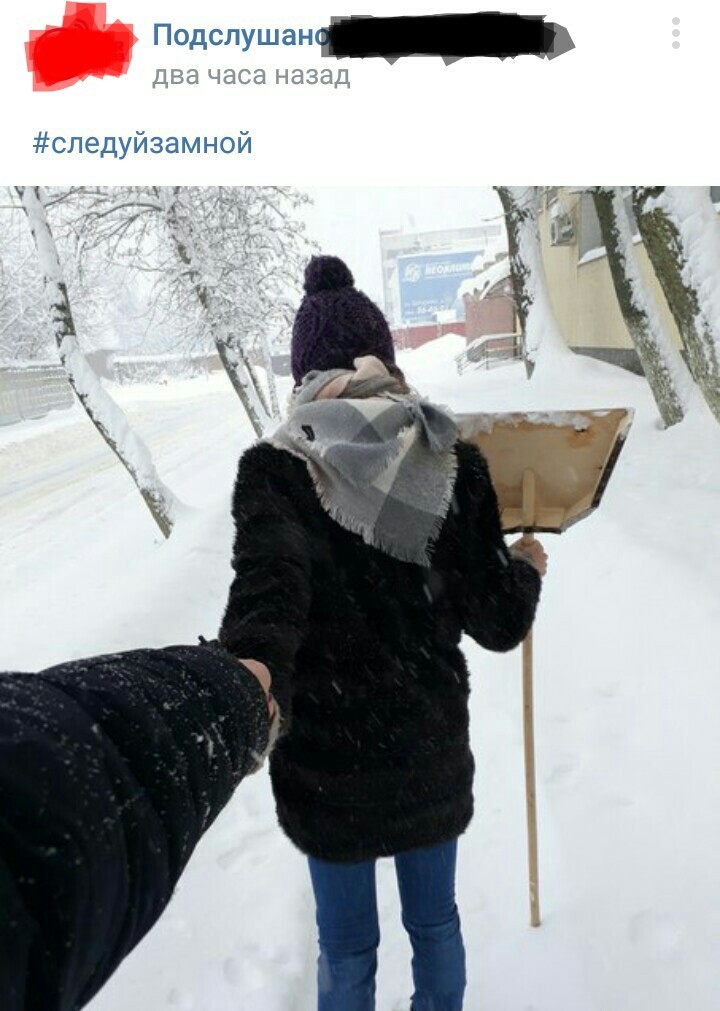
218, 443, 313, 717
451, 441, 541, 652
0, 643, 271, 1011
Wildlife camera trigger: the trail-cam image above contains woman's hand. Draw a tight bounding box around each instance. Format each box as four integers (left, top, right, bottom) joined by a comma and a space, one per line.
509, 538, 548, 577
239, 659, 276, 719
239, 658, 272, 695
239, 659, 281, 775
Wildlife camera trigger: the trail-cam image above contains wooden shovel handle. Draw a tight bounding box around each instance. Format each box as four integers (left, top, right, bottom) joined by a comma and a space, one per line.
523, 628, 540, 927
521, 468, 541, 927
521, 468, 536, 538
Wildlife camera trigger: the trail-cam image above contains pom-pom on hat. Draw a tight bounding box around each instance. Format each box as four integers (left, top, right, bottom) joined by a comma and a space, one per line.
291, 255, 396, 384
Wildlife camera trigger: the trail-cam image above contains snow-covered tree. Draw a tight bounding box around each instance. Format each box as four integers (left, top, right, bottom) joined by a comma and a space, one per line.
17, 186, 179, 537
0, 211, 54, 362
257, 328, 281, 420
632, 187, 720, 424
0, 191, 159, 362
592, 187, 692, 427
59, 185, 313, 433
158, 186, 271, 436
495, 186, 570, 377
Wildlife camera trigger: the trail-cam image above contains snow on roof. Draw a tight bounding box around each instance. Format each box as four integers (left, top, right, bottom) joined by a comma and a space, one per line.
470, 236, 507, 270
457, 257, 512, 300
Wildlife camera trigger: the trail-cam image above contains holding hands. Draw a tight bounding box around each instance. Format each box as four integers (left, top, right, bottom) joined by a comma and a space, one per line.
239, 658, 276, 718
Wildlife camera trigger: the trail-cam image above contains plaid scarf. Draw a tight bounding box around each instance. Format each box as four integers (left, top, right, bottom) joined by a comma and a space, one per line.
268, 357, 459, 566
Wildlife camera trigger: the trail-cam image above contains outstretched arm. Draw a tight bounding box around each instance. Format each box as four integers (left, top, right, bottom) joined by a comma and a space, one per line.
0, 643, 273, 1011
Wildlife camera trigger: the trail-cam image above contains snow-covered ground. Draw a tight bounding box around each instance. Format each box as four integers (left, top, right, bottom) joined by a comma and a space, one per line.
2, 339, 720, 1011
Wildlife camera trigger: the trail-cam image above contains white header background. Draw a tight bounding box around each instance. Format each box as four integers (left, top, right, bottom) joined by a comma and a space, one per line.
0, 1, 712, 185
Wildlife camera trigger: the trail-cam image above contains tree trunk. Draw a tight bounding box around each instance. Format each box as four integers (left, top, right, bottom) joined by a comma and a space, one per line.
159, 187, 271, 437
259, 329, 282, 420
241, 340, 271, 419
632, 186, 720, 423
17, 186, 177, 538
592, 187, 690, 427
495, 186, 570, 377
496, 186, 531, 372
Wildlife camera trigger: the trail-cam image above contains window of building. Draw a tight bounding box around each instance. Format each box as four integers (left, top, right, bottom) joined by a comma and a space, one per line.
621, 188, 640, 239
578, 189, 640, 262
578, 193, 603, 259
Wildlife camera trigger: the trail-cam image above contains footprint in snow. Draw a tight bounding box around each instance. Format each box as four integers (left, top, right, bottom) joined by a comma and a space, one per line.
628, 910, 683, 958
601, 793, 634, 809
160, 915, 190, 936
223, 957, 241, 986
216, 843, 245, 871
216, 826, 275, 870
166, 988, 194, 1009
543, 757, 581, 788
223, 954, 266, 991
593, 682, 621, 699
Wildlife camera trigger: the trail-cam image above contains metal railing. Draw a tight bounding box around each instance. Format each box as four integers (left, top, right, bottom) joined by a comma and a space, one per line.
455, 333, 521, 375
0, 363, 74, 427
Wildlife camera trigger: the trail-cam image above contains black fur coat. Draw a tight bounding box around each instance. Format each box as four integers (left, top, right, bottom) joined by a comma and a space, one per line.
219, 439, 541, 862
0, 645, 272, 1011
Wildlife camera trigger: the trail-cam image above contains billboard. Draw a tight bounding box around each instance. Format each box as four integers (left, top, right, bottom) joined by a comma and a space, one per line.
397, 250, 484, 325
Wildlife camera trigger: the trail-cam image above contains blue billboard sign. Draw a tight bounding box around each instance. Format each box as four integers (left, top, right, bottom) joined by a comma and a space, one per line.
397, 250, 483, 325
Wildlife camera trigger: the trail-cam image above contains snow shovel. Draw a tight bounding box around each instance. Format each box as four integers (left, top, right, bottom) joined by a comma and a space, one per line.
458, 408, 634, 927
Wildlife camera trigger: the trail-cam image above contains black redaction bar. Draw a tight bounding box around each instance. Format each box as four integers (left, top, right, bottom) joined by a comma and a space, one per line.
325, 12, 575, 63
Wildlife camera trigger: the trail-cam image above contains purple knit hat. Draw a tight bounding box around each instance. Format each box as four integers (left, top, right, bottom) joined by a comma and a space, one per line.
291, 255, 396, 384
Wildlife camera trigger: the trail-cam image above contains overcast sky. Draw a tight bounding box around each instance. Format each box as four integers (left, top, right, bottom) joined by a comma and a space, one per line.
300, 187, 503, 302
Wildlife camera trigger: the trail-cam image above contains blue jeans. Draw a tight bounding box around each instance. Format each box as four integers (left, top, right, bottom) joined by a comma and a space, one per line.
307, 838, 466, 1011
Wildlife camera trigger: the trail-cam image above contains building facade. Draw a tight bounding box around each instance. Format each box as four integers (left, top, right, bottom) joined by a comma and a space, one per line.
379, 223, 504, 328
537, 187, 720, 372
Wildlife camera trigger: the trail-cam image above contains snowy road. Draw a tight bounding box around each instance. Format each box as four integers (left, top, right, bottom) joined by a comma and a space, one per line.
1, 381, 245, 527
0, 377, 257, 668
2, 352, 720, 1011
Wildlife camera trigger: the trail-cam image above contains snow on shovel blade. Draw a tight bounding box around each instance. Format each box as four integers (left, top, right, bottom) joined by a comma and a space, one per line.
457, 408, 634, 534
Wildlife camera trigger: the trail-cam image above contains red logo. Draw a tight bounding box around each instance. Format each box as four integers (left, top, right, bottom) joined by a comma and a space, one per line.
26, 3, 137, 92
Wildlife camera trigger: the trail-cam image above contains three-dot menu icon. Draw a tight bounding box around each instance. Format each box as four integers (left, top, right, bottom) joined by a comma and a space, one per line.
672, 17, 680, 49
